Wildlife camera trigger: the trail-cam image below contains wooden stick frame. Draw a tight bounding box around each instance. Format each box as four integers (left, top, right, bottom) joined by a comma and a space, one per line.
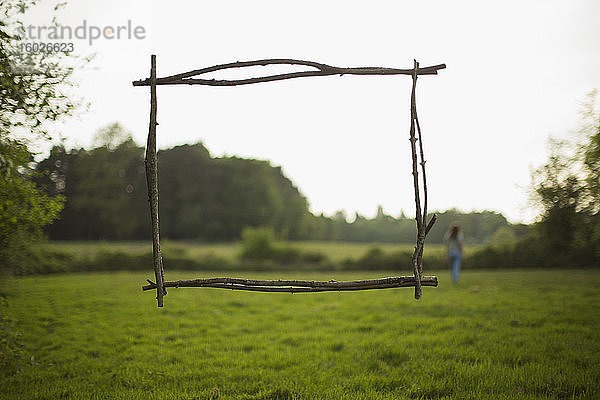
134, 56, 445, 307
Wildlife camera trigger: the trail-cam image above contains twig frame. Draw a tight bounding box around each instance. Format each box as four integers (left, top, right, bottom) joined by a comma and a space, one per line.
133, 56, 444, 306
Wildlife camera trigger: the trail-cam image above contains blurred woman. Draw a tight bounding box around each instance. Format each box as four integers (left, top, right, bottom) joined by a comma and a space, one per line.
444, 223, 464, 283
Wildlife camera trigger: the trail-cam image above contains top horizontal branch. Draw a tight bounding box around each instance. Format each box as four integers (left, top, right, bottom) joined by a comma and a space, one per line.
132, 58, 446, 87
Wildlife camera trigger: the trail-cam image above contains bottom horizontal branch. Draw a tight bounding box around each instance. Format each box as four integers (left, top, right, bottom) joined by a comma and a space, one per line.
142, 276, 438, 293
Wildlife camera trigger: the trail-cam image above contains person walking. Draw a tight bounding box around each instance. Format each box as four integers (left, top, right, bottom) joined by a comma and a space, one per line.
444, 223, 464, 283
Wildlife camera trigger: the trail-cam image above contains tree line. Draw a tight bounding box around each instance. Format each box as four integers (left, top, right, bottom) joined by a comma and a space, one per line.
32, 123, 515, 243
35, 125, 308, 241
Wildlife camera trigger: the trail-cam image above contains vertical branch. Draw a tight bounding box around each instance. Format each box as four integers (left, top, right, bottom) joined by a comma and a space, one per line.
409, 60, 422, 231
145, 54, 165, 307
416, 118, 427, 230
410, 59, 438, 298
409, 59, 423, 299
414, 91, 429, 272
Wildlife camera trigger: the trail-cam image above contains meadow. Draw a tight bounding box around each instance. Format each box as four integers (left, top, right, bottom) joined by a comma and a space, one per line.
2, 269, 599, 399
29, 240, 476, 276
42, 240, 451, 263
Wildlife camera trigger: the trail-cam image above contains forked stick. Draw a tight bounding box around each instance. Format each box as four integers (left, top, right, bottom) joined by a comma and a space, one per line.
408, 60, 437, 299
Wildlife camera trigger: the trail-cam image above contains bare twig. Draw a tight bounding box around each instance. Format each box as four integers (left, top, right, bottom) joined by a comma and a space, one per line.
142, 276, 438, 293
132, 59, 446, 87
408, 60, 423, 299
415, 112, 428, 231
425, 213, 438, 236
414, 84, 428, 277
145, 55, 166, 307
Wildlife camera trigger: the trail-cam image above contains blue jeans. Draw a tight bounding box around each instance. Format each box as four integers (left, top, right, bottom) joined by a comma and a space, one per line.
448, 250, 462, 283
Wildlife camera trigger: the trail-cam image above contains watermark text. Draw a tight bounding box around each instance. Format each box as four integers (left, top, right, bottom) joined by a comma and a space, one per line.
17, 20, 146, 45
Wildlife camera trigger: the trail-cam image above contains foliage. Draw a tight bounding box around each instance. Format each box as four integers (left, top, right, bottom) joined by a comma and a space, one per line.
36, 138, 311, 241
239, 226, 278, 261
34, 128, 519, 244
0, 138, 63, 272
0, 0, 82, 274
3, 270, 600, 399
158, 144, 309, 241
239, 226, 302, 264
35, 124, 148, 239
0, 0, 82, 140
305, 207, 513, 244
14, 240, 468, 276
469, 90, 600, 269
529, 90, 600, 267
343, 246, 405, 270
581, 90, 600, 213
23, 230, 600, 275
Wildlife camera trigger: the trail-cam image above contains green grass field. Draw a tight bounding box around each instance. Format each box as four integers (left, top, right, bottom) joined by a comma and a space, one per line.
2, 269, 599, 399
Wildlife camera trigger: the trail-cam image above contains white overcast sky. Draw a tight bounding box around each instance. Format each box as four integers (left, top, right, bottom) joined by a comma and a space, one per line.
21, 0, 600, 224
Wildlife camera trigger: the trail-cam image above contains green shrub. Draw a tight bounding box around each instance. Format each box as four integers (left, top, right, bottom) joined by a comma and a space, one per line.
164, 252, 232, 271
344, 247, 408, 270
300, 251, 328, 264
10, 245, 73, 276
239, 227, 277, 261
239, 227, 302, 263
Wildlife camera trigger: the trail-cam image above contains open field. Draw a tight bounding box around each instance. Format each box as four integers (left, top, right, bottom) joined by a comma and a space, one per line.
42, 240, 448, 263
27, 240, 481, 276
2, 269, 599, 399
24, 240, 469, 277
40, 240, 476, 263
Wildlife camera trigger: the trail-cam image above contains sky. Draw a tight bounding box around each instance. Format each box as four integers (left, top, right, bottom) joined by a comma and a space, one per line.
18, 0, 600, 224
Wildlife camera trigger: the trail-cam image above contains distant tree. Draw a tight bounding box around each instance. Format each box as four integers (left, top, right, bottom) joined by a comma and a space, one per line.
530, 90, 600, 266
35, 123, 147, 239
491, 226, 517, 246
301, 207, 513, 244
532, 139, 583, 257
424, 209, 509, 244
160, 146, 310, 241
35, 131, 521, 244
333, 210, 347, 222
304, 213, 336, 241
581, 90, 600, 213
157, 143, 214, 239
92, 122, 133, 151
375, 205, 386, 220
38, 139, 312, 241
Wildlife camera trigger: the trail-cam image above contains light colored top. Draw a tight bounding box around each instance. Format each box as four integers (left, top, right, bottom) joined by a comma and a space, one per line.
444, 232, 464, 253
